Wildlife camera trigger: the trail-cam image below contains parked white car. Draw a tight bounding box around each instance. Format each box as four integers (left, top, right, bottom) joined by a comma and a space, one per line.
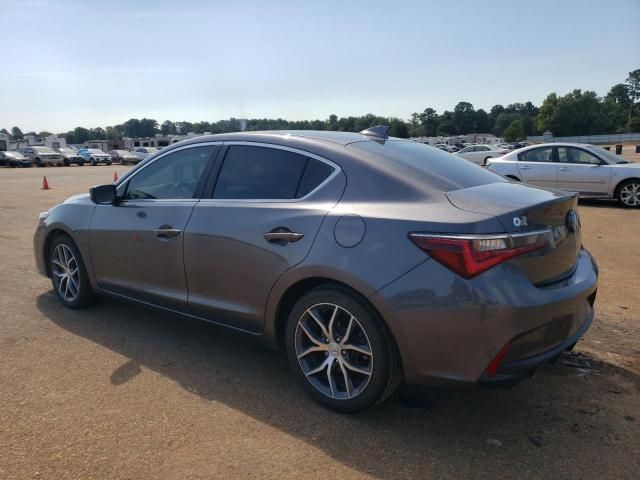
455, 145, 509, 166
131, 146, 159, 160
487, 143, 640, 208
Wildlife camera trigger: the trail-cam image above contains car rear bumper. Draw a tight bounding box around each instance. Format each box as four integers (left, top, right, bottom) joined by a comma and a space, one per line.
479, 300, 593, 383
369, 247, 598, 386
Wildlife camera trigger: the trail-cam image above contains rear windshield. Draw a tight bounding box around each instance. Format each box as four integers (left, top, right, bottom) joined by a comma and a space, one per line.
350, 140, 504, 192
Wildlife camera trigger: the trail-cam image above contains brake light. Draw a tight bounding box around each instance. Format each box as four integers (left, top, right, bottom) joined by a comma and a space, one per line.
408, 232, 547, 279
485, 341, 512, 378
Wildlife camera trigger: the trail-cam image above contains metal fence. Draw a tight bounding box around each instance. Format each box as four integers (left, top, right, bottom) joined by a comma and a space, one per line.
527, 133, 640, 145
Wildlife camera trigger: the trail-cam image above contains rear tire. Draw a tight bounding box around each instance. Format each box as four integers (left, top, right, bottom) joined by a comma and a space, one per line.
48, 234, 94, 309
616, 179, 640, 208
285, 285, 401, 413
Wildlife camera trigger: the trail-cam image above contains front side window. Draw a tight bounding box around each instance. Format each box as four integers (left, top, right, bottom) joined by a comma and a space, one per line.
557, 147, 601, 165
124, 146, 216, 200
214, 146, 313, 200
518, 147, 553, 162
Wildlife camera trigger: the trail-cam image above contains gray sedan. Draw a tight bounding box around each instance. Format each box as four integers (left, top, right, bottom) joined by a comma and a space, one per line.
34, 129, 598, 412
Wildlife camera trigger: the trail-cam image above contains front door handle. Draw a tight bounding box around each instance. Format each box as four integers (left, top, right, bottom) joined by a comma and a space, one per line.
558, 167, 569, 171
154, 226, 182, 239
264, 229, 304, 244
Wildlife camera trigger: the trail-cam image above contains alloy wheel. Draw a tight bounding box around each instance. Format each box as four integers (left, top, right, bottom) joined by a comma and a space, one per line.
620, 182, 640, 207
295, 303, 373, 400
51, 244, 80, 302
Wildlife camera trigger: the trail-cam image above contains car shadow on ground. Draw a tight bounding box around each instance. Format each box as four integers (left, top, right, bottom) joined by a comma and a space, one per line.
37, 292, 639, 478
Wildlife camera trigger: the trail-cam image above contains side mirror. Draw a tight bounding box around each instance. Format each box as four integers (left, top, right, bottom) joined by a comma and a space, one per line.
590, 158, 603, 166
89, 184, 117, 204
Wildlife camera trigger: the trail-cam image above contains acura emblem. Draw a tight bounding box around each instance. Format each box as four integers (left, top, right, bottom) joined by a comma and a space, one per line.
565, 210, 580, 233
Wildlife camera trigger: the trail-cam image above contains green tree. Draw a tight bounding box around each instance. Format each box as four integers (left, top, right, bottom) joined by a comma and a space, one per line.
536, 93, 558, 133
625, 69, 640, 127
453, 102, 475, 134
503, 118, 524, 141
474, 109, 489, 132
72, 127, 91, 144
11, 127, 23, 139
494, 112, 519, 136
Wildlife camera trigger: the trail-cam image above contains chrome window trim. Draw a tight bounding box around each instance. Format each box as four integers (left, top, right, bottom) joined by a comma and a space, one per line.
200, 141, 342, 204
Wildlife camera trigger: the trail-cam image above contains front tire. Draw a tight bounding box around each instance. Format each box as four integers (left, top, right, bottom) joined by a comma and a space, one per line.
617, 179, 640, 208
49, 234, 94, 309
90, 158, 96, 166
285, 285, 401, 413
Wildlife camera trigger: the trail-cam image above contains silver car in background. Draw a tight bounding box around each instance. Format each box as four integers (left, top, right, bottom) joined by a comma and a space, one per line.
487, 143, 640, 207
455, 145, 509, 166
20, 146, 64, 167
131, 146, 159, 161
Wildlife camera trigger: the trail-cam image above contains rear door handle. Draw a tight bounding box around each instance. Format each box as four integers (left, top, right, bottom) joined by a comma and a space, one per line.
558, 167, 569, 171
264, 229, 304, 244
154, 226, 182, 239
519, 165, 531, 170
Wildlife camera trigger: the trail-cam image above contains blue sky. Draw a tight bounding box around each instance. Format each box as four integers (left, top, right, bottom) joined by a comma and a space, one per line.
1, 0, 639, 132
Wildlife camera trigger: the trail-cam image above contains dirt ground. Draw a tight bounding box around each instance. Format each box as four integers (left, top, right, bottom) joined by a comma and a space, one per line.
1, 162, 639, 480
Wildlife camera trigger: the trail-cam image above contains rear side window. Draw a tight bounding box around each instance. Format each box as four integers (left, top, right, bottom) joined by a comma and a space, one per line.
213, 146, 334, 200
518, 147, 553, 162
350, 140, 503, 192
296, 159, 335, 198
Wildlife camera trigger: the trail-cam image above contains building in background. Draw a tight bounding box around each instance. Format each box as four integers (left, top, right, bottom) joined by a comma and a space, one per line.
122, 132, 205, 150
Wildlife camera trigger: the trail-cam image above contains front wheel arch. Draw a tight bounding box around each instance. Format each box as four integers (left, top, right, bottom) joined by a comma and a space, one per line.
43, 228, 76, 278
505, 175, 521, 182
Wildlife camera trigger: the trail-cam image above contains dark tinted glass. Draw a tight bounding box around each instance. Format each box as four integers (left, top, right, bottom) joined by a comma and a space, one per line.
296, 159, 334, 198
125, 145, 215, 200
214, 146, 307, 199
352, 140, 503, 192
518, 147, 553, 162
557, 147, 600, 165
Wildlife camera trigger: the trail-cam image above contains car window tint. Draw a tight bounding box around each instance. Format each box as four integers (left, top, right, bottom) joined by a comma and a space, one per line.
124, 146, 215, 200
213, 146, 307, 199
296, 159, 335, 198
557, 147, 600, 165
518, 147, 553, 162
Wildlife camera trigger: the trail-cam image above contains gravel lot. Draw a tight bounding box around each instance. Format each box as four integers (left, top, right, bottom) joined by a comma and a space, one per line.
1, 165, 638, 480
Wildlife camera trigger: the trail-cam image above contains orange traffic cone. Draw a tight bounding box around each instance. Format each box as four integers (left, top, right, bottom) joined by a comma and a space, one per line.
42, 176, 50, 190
113, 171, 118, 182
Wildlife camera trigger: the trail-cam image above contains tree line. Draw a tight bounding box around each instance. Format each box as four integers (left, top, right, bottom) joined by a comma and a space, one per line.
2, 69, 638, 145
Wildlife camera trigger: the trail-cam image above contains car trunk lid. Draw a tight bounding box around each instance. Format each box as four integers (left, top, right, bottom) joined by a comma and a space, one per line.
445, 182, 581, 285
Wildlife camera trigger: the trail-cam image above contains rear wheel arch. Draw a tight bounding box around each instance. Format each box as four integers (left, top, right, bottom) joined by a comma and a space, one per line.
615, 177, 640, 207
273, 277, 401, 363
614, 177, 640, 197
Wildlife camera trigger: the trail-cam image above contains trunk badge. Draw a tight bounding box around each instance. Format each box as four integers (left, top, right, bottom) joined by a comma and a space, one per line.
513, 215, 528, 228
565, 210, 580, 233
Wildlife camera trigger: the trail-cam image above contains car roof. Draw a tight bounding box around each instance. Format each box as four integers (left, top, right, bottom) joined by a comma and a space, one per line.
175, 130, 380, 147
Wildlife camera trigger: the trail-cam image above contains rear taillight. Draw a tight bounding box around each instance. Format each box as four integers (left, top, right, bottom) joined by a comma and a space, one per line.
408, 231, 548, 279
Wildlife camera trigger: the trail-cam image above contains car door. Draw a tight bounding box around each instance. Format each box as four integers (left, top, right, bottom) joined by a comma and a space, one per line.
516, 146, 557, 188
89, 144, 220, 311
555, 146, 611, 195
184, 143, 345, 332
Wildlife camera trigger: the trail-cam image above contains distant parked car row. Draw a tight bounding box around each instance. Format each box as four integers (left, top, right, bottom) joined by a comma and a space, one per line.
0, 145, 162, 167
